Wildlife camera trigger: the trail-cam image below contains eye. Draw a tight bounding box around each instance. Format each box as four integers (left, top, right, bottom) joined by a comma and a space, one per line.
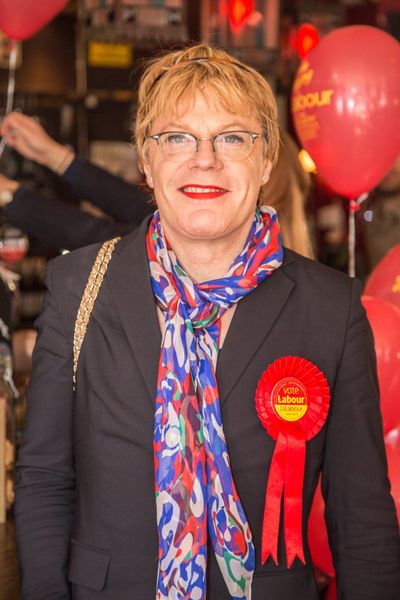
218, 132, 246, 144
164, 133, 189, 145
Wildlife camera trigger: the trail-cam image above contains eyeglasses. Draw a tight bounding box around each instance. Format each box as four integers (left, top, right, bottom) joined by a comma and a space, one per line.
146, 130, 263, 162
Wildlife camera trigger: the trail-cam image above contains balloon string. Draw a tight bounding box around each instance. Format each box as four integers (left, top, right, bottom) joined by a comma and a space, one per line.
0, 41, 18, 160
348, 208, 356, 278
348, 193, 369, 278
5, 41, 17, 115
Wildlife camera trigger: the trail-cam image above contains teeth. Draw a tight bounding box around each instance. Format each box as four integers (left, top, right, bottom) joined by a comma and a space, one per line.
182, 186, 224, 193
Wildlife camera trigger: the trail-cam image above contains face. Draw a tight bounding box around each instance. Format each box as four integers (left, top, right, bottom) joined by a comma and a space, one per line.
142, 90, 272, 246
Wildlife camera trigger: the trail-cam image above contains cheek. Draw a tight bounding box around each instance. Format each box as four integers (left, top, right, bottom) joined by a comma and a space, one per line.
151, 169, 177, 205
152, 166, 167, 191
241, 153, 267, 184
155, 163, 186, 195
241, 164, 265, 194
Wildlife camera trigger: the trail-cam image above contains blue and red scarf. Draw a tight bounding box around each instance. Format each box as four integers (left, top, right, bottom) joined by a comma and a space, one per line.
147, 207, 283, 599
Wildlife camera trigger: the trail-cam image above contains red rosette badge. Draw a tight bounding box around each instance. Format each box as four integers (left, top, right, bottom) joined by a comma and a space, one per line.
255, 356, 330, 567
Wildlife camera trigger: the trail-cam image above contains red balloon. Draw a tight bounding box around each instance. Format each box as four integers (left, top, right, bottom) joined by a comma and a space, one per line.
308, 480, 335, 577
291, 26, 400, 199
0, 0, 67, 41
364, 244, 400, 311
362, 296, 400, 433
385, 427, 400, 522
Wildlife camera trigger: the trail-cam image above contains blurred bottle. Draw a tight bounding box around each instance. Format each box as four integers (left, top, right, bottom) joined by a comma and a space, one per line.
0, 221, 29, 266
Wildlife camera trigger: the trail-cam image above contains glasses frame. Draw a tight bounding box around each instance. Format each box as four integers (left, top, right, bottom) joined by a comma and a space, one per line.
146, 130, 262, 161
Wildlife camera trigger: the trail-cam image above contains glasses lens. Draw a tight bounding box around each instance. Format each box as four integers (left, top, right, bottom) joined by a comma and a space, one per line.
158, 132, 196, 160
153, 131, 257, 161
214, 131, 254, 159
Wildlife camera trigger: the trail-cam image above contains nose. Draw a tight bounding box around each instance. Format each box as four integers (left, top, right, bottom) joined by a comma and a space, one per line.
189, 137, 221, 170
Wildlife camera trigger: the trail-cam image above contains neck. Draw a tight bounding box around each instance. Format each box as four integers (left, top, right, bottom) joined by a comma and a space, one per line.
163, 222, 253, 282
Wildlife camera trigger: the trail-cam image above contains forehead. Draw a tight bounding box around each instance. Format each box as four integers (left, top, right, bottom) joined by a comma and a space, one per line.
150, 89, 261, 135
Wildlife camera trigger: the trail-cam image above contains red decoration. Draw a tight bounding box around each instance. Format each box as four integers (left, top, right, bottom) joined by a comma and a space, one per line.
229, 0, 254, 32
362, 296, 400, 434
364, 244, 400, 312
297, 23, 320, 59
0, 0, 67, 41
308, 480, 335, 577
385, 427, 400, 522
255, 356, 330, 567
291, 26, 400, 199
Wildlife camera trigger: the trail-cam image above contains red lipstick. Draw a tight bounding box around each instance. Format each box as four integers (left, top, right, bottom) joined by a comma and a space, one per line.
179, 184, 228, 200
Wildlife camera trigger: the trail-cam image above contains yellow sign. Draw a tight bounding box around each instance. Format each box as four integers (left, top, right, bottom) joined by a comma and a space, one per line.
88, 42, 133, 69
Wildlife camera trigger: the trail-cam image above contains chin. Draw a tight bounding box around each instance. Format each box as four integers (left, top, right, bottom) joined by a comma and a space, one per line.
178, 211, 229, 240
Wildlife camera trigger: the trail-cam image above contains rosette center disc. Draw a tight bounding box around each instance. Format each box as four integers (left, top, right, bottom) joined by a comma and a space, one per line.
271, 377, 309, 423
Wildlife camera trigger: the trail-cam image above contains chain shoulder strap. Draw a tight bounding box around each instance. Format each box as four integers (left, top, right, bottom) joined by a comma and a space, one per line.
73, 237, 121, 389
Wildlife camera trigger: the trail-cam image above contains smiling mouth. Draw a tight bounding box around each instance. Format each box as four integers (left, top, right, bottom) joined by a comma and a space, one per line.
179, 185, 228, 199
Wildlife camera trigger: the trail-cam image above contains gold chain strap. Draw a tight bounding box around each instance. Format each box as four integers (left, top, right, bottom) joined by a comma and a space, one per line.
73, 237, 121, 389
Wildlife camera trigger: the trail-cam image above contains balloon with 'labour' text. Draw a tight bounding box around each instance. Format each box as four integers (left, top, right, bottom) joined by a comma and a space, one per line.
291, 26, 400, 199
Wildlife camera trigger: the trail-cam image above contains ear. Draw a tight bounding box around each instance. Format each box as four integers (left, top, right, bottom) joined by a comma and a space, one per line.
261, 159, 273, 185
143, 162, 154, 189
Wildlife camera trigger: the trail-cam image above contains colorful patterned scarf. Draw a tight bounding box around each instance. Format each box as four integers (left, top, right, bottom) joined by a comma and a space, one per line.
147, 207, 283, 600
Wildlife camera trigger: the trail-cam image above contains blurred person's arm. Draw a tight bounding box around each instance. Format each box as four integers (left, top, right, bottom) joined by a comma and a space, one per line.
62, 157, 153, 224
1, 111, 74, 173
1, 112, 153, 224
0, 173, 133, 250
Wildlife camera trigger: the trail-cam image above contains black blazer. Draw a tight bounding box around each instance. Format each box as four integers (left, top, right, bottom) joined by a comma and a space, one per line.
15, 218, 400, 599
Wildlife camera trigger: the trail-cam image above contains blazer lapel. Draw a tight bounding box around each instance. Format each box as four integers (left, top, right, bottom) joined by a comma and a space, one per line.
217, 256, 295, 403
106, 218, 161, 403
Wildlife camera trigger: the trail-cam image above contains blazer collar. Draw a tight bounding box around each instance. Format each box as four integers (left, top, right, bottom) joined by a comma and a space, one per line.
107, 218, 296, 404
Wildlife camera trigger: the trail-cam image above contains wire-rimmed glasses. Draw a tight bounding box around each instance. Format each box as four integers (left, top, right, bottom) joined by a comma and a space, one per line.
146, 130, 262, 162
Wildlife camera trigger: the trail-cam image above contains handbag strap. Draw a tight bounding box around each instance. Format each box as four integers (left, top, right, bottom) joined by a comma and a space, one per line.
73, 237, 121, 389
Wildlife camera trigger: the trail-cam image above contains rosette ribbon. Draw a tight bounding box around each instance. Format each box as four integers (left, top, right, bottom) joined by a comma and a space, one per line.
255, 356, 330, 567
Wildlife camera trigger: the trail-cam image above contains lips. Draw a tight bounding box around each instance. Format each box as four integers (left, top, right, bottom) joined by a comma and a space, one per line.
179, 184, 228, 200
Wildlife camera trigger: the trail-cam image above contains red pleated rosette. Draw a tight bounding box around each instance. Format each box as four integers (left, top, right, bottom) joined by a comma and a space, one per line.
255, 356, 330, 567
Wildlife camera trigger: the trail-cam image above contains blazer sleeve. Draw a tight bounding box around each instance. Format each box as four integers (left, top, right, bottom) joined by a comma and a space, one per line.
62, 158, 154, 224
4, 186, 133, 250
322, 277, 400, 599
15, 259, 75, 600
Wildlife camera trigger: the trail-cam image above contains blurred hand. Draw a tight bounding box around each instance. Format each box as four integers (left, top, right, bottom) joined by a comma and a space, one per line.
1, 112, 73, 173
0, 172, 19, 201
